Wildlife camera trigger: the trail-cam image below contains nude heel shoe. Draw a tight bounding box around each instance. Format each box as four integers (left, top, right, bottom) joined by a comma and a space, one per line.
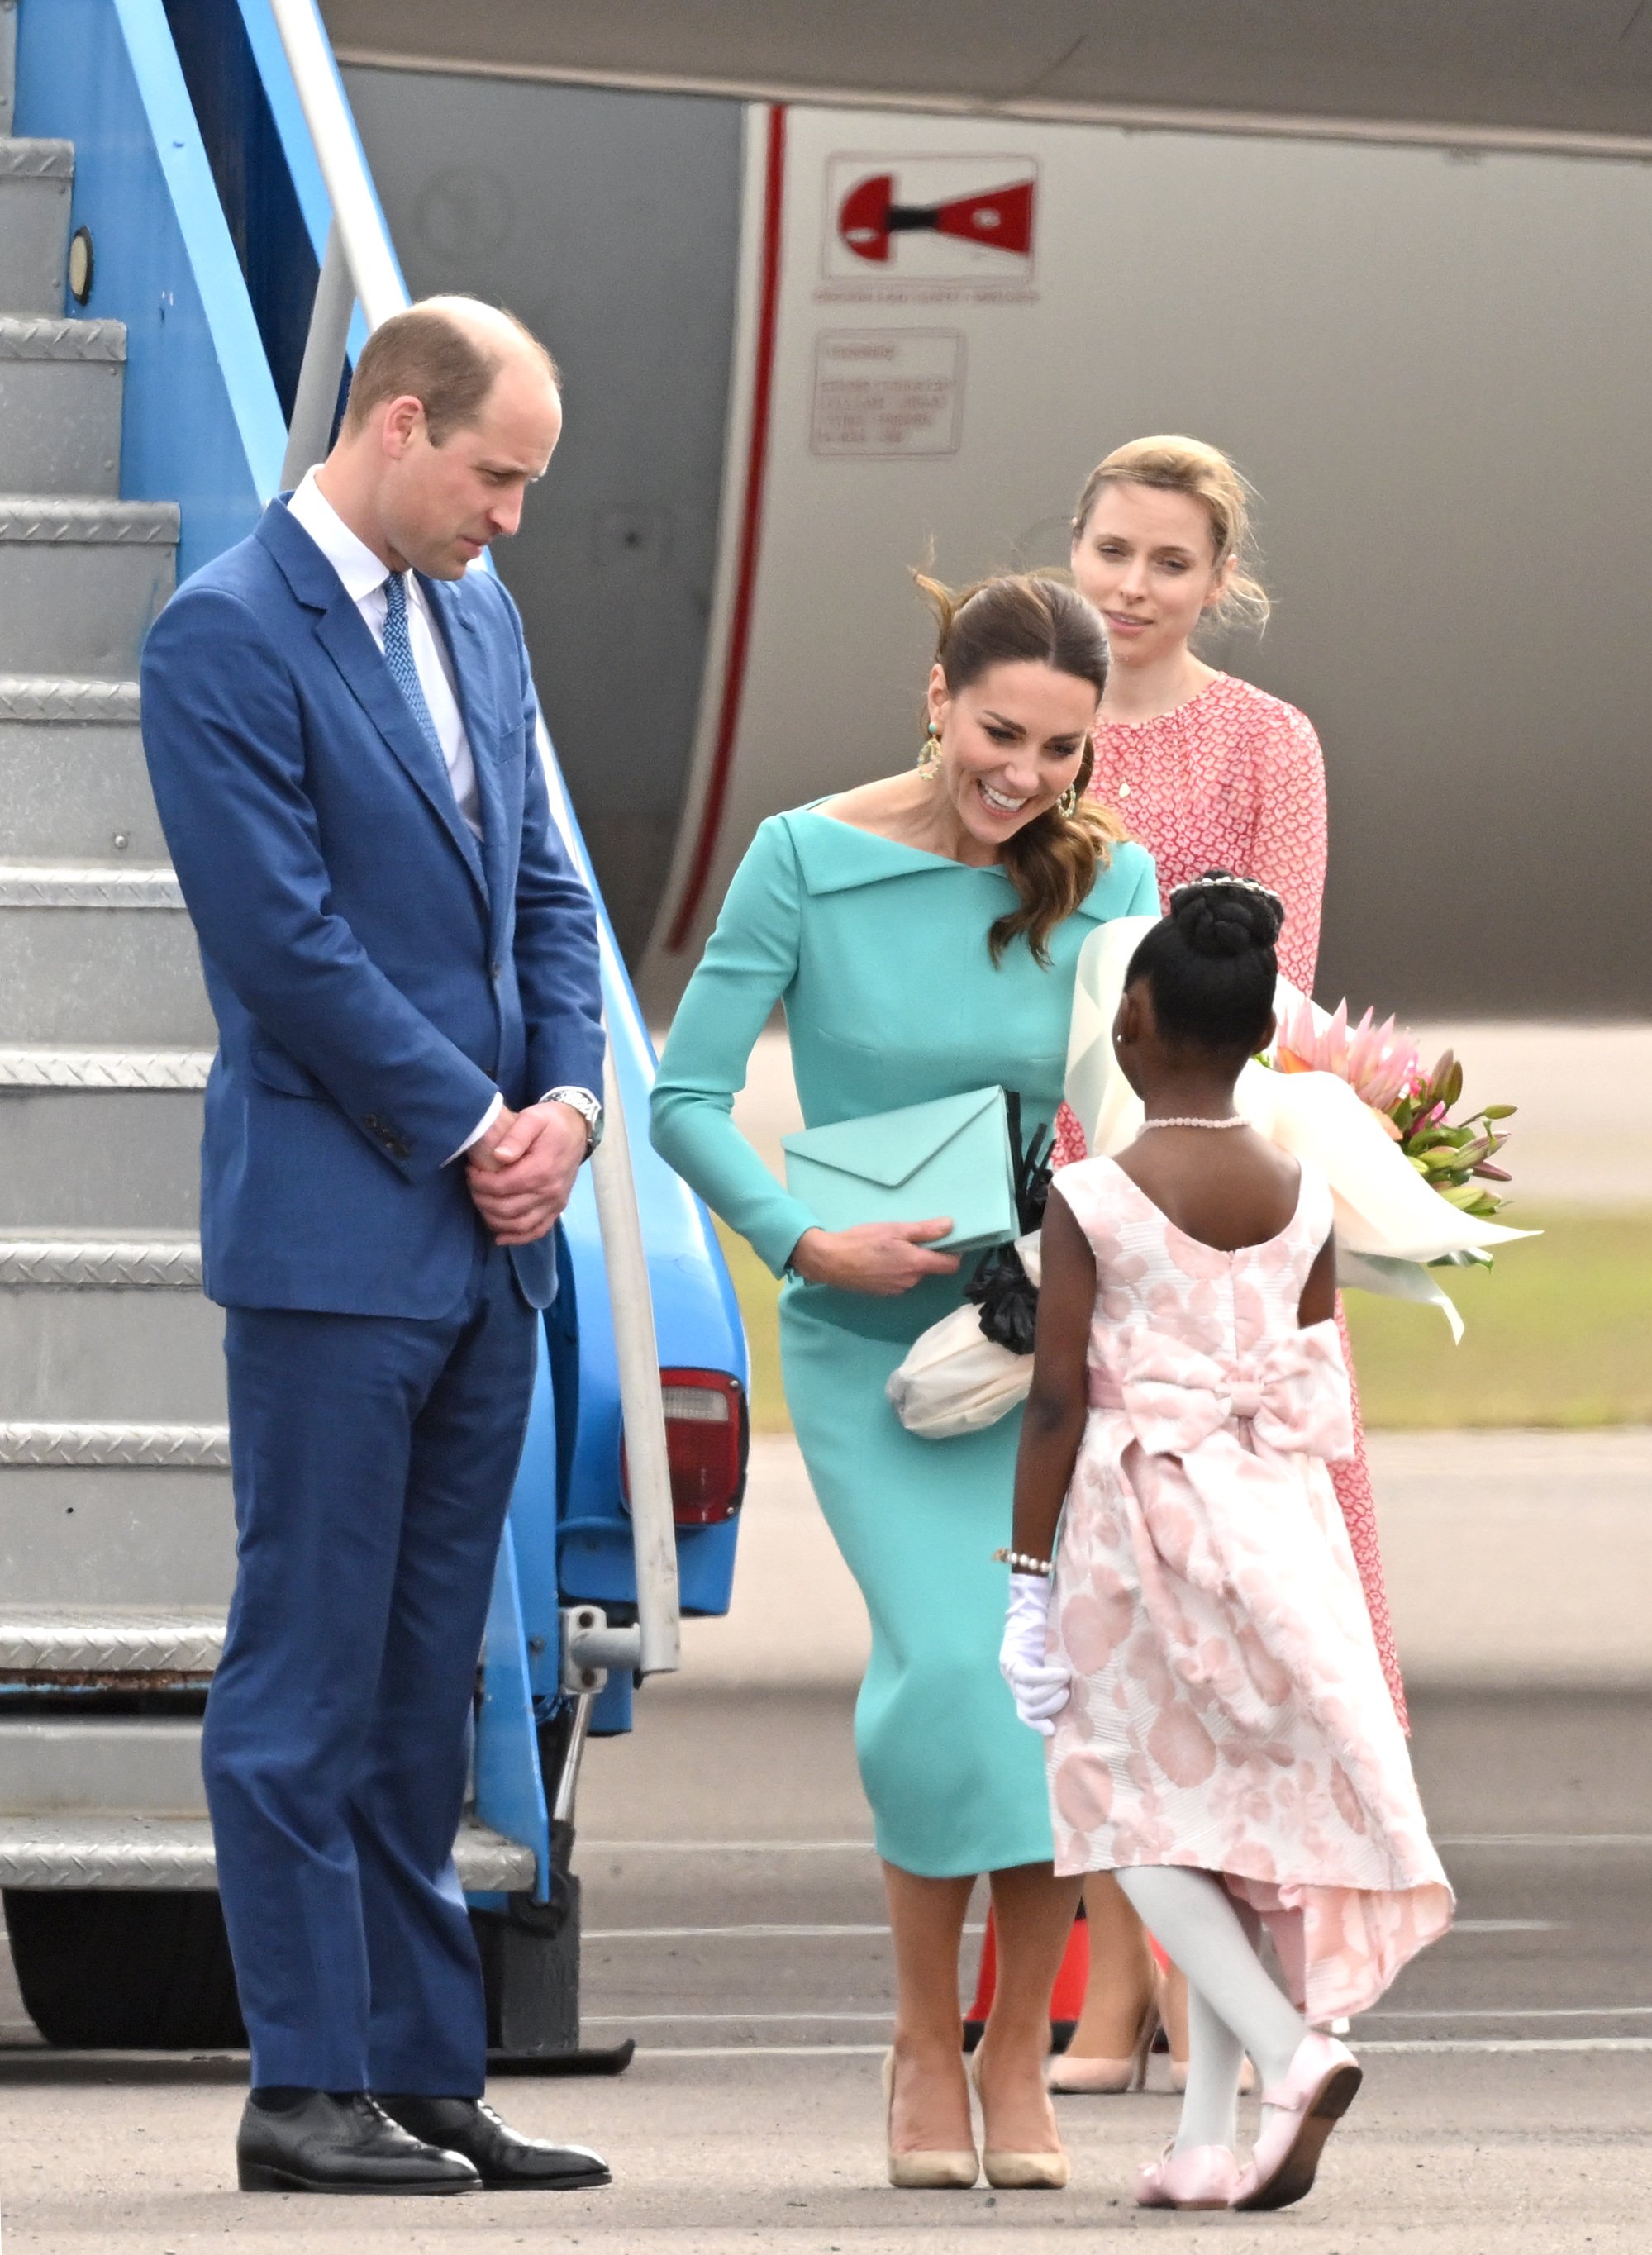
881, 2050, 978, 2191
1135, 2141, 1240, 2210
969, 2048, 1070, 2189
1045, 1985, 1161, 2095
1233, 2032, 1363, 2212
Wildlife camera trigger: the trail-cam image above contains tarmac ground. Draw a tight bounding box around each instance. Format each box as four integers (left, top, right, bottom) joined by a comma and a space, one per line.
2, 1021, 1646, 2248
3, 1681, 1650, 2253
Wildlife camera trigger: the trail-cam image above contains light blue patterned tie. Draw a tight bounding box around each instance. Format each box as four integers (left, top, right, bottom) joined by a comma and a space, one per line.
381, 569, 445, 766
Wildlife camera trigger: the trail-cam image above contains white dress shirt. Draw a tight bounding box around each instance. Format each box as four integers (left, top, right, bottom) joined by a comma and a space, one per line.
287, 469, 483, 839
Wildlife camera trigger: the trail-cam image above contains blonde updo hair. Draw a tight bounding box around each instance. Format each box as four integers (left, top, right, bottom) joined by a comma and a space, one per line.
914, 569, 1125, 968
1071, 435, 1270, 632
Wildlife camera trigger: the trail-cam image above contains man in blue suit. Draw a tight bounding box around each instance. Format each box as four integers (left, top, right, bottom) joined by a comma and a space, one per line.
141, 299, 609, 2196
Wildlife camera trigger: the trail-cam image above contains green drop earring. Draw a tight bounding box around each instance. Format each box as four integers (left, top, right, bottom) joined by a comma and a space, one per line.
917, 722, 942, 780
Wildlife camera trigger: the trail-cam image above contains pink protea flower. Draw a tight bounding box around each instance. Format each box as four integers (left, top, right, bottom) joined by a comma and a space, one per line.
1274, 997, 1421, 1124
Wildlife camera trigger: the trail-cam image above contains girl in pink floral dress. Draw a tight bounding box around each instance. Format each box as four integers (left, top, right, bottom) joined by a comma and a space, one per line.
1048, 437, 1406, 2094
1000, 876, 1450, 2212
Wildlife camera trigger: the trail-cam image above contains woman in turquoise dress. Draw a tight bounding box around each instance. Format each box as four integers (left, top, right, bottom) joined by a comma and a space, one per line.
651, 573, 1158, 2187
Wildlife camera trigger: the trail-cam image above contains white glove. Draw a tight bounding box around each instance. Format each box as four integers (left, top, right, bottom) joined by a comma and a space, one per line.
999, 1571, 1071, 1738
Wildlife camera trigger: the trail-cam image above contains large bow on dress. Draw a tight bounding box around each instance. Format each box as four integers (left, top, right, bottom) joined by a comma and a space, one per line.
1081, 1316, 1368, 1745
1059, 1318, 1454, 2024
1097, 1318, 1355, 1467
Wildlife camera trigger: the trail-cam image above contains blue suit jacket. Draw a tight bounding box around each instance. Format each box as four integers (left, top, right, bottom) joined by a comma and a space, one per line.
140, 498, 604, 1316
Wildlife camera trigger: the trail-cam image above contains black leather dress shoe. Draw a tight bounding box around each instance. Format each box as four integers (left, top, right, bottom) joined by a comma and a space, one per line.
236, 2090, 481, 2195
376, 2094, 612, 2191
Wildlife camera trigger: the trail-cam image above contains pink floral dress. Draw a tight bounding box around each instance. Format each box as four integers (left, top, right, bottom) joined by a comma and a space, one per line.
1045, 1154, 1452, 2024
1052, 673, 1408, 1727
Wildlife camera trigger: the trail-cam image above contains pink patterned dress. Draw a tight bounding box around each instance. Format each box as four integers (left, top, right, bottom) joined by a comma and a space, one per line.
1052, 673, 1408, 1726
1045, 1154, 1452, 2022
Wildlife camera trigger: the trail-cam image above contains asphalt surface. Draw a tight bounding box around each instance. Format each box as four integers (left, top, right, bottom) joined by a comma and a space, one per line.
3, 1682, 1650, 2252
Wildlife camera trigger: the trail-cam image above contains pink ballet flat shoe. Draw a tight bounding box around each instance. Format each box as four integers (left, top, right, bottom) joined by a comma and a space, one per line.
1134, 2142, 1240, 2210
1233, 2032, 1363, 2213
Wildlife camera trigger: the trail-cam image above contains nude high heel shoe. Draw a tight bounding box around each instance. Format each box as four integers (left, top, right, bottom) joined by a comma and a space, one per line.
969, 2048, 1069, 2189
1232, 2032, 1363, 2212
1135, 2142, 1240, 2210
881, 2050, 978, 2191
1045, 1986, 1160, 2095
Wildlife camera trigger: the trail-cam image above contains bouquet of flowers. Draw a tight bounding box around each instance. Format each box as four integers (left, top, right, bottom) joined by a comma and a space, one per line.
888, 918, 1537, 1439
1272, 998, 1516, 1227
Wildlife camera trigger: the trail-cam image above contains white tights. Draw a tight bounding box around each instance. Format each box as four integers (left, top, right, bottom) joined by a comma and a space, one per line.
1113, 1866, 1307, 2155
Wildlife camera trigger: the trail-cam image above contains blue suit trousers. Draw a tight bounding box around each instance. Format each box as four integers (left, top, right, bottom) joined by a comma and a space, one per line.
202, 1237, 538, 2092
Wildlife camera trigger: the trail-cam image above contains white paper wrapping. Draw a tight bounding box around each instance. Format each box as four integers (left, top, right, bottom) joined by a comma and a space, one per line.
888, 916, 1536, 1437
1063, 917, 1535, 1272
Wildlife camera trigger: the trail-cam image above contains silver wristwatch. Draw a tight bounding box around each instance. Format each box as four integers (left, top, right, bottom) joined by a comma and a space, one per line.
544, 1085, 604, 1154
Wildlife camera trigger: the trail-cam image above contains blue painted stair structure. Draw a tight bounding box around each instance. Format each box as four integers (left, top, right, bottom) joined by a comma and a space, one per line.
0, 0, 746, 2061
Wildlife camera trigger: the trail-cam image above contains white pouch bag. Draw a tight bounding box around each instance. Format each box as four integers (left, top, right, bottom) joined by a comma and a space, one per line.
884, 1232, 1041, 1440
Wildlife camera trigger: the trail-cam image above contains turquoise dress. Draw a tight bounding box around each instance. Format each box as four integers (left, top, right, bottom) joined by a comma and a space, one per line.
650, 808, 1159, 1877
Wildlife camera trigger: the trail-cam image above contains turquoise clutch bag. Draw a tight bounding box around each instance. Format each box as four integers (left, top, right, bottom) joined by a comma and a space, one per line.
782, 1087, 1017, 1255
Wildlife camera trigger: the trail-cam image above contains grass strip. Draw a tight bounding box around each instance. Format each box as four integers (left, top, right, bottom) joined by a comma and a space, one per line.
717, 1210, 1652, 1435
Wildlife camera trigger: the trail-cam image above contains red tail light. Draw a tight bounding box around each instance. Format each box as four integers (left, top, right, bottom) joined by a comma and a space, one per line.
621, 1368, 748, 1527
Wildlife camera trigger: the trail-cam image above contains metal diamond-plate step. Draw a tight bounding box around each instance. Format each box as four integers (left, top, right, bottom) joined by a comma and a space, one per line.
0, 1421, 229, 1467
0, 677, 165, 861
0, 498, 175, 542
0, 673, 140, 720
0, 1815, 537, 1892
0, 1607, 225, 1676
0, 318, 126, 497
0, 863, 183, 908
0, 316, 126, 361
0, 1234, 202, 1287
0, 1080, 206, 1232
0, 1047, 212, 1090
0, 873, 212, 1044
0, 137, 72, 178
0, 140, 72, 316
0, 1463, 235, 1611
0, 1242, 226, 1425
0, 1715, 207, 1814
0, 498, 176, 678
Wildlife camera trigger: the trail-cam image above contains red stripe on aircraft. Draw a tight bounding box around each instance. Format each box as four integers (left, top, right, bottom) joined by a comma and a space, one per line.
666, 105, 788, 954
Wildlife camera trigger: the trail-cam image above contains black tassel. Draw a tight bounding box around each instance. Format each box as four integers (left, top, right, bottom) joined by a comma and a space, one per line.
962, 1094, 1053, 1356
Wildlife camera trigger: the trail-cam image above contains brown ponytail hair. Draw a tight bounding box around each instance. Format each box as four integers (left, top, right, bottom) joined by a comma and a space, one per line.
915, 569, 1125, 968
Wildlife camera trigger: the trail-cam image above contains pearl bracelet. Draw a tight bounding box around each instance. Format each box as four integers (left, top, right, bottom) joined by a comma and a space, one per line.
993, 1547, 1053, 1577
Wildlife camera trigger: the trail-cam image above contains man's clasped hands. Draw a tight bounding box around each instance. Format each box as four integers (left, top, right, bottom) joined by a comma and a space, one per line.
465, 1100, 590, 1245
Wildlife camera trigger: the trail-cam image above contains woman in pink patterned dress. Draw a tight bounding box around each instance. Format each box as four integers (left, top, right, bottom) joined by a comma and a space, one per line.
999, 878, 1450, 2210
1048, 435, 1407, 2093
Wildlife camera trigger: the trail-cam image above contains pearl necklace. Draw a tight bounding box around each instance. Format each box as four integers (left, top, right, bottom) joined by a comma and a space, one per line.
1138, 1115, 1246, 1130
